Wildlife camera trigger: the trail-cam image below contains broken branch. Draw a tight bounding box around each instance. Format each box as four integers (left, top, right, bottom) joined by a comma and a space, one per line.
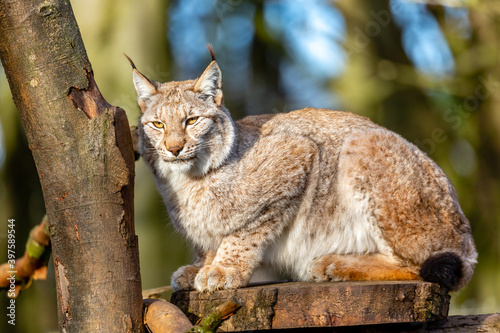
188, 298, 243, 333
0, 215, 51, 298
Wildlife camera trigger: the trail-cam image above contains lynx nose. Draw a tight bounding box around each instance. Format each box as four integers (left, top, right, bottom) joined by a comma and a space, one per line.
167, 145, 183, 157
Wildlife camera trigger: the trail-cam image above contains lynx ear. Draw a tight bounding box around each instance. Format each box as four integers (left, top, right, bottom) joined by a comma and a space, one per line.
125, 54, 158, 112
193, 61, 223, 106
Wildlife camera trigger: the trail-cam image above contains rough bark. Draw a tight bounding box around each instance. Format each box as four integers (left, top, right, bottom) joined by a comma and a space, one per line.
0, 0, 142, 332
276, 313, 500, 332
170, 281, 450, 332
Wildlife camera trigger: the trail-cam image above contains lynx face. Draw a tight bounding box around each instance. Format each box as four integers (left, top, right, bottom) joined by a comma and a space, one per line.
133, 62, 235, 178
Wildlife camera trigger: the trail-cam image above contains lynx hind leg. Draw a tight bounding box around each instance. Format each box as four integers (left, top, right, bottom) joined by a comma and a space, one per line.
339, 129, 476, 290
309, 253, 420, 282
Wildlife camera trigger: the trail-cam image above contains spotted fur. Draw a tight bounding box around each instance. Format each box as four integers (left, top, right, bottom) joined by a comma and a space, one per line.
131, 57, 477, 293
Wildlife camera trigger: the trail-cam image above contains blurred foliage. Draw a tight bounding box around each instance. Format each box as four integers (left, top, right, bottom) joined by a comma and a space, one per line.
0, 0, 499, 331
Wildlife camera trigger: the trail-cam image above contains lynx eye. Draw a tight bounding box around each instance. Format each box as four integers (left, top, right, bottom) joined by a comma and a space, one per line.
152, 121, 164, 129
186, 117, 199, 126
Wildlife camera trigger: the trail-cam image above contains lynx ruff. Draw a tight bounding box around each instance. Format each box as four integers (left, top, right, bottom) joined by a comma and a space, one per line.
129, 53, 477, 293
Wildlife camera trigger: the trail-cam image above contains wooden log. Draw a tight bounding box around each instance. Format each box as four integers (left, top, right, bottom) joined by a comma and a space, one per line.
170, 281, 450, 331
316, 313, 500, 333
431, 313, 500, 333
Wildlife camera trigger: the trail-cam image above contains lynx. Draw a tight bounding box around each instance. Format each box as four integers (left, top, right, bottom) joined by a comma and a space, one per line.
128, 51, 477, 293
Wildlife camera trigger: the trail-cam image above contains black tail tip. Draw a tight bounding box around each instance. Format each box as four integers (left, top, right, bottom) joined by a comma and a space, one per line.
419, 252, 463, 290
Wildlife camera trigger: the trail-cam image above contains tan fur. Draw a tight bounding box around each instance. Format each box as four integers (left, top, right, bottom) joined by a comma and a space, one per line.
310, 254, 420, 281
131, 57, 477, 293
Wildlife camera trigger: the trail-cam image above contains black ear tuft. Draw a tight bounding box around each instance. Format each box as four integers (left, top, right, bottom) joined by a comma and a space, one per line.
124, 54, 137, 70
419, 252, 463, 291
125, 55, 159, 112
207, 44, 216, 61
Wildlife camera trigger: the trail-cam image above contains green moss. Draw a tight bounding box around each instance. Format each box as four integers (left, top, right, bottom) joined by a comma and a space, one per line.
26, 233, 45, 259
188, 311, 224, 333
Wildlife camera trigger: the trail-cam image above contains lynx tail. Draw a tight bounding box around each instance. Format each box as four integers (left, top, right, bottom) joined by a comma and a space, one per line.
419, 252, 463, 291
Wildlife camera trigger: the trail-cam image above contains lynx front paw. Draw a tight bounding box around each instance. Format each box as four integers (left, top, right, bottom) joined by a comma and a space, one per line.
171, 265, 201, 291
194, 265, 245, 292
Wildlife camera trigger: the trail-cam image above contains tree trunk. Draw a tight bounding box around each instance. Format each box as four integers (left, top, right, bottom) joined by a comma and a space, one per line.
0, 0, 142, 332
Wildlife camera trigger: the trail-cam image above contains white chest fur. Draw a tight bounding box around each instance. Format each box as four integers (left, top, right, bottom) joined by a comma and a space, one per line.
156, 170, 234, 251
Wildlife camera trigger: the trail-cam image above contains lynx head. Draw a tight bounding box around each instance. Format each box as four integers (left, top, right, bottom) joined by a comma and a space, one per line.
128, 52, 236, 178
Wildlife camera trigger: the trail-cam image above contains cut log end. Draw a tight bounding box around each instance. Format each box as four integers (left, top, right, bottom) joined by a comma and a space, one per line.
143, 298, 193, 333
